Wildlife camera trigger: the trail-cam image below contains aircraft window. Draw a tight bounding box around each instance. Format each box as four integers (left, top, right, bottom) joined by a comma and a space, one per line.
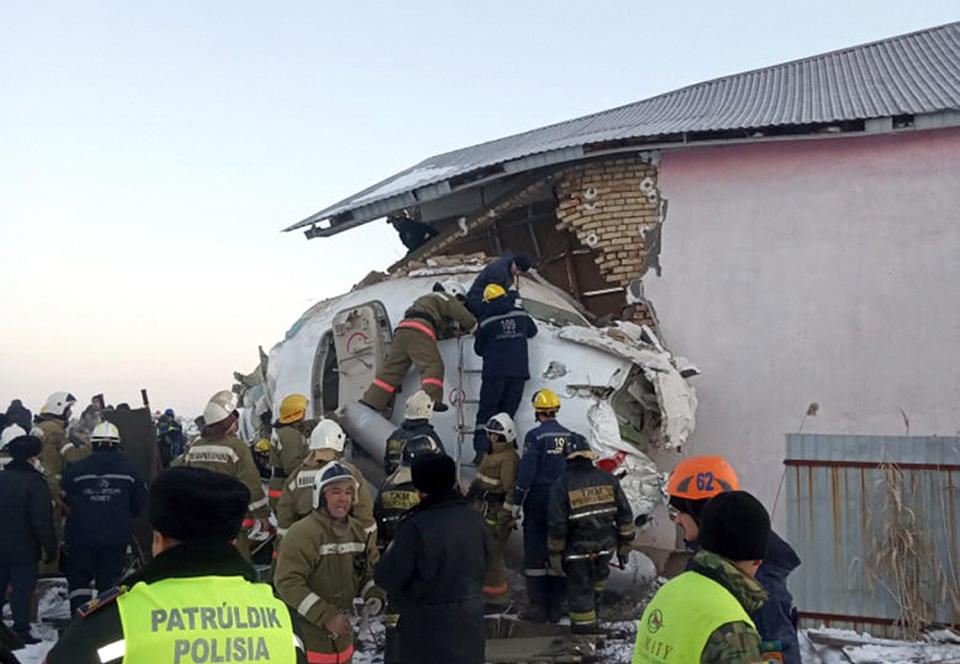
522, 299, 588, 327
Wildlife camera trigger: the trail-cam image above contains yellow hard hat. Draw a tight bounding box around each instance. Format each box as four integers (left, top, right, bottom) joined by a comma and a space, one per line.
254, 438, 271, 454
532, 388, 561, 412
279, 394, 308, 424
483, 283, 507, 303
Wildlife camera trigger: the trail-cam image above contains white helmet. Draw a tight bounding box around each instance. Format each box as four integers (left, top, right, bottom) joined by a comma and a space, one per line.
485, 412, 516, 443
41, 392, 76, 417
90, 421, 121, 447
404, 390, 434, 421
203, 390, 238, 426
312, 461, 359, 509
439, 280, 466, 299
1, 425, 27, 451
309, 419, 346, 453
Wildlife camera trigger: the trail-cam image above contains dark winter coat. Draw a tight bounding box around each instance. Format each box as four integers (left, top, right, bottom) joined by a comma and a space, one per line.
62, 449, 148, 547
752, 531, 802, 664
374, 488, 490, 664
46, 540, 308, 664
473, 297, 538, 379
466, 251, 521, 313
383, 420, 446, 475
393, 218, 439, 253
514, 419, 573, 505
0, 459, 56, 565
4, 400, 32, 432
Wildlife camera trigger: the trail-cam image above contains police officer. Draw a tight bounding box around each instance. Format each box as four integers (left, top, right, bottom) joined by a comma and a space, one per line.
472, 283, 537, 458
383, 390, 445, 475
173, 390, 271, 558
374, 435, 442, 664
465, 251, 533, 315
275, 462, 385, 664
276, 419, 376, 540
513, 388, 573, 623
360, 281, 477, 413
633, 491, 771, 664
466, 413, 519, 605
267, 394, 311, 512
47, 467, 307, 664
62, 422, 148, 612
547, 433, 634, 633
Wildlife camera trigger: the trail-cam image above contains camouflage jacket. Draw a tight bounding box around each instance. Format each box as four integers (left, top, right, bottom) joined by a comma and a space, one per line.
694, 550, 769, 664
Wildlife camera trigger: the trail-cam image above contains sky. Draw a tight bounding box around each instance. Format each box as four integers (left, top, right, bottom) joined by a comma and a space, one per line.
1, 1, 956, 417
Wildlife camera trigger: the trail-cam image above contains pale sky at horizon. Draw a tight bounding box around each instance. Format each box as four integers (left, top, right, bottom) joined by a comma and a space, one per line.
1, 1, 956, 417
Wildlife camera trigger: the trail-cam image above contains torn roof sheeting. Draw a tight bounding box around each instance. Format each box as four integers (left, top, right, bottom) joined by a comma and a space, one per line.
286, 22, 960, 236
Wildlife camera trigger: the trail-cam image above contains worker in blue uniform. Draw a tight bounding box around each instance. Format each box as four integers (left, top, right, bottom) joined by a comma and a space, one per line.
512, 388, 573, 623
472, 283, 538, 460
465, 251, 533, 315
62, 421, 148, 612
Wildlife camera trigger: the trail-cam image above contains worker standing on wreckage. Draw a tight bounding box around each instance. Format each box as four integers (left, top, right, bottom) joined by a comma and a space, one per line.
47, 467, 308, 664
383, 390, 445, 475
548, 433, 634, 634
276, 419, 376, 540
360, 281, 477, 413
267, 394, 311, 513
274, 461, 385, 664
173, 390, 271, 559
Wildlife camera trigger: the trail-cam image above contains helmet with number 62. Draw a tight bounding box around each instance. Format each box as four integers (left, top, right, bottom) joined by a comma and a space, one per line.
667, 456, 740, 500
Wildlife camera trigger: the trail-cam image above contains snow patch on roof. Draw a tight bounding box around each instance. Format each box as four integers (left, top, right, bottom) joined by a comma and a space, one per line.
350, 165, 459, 206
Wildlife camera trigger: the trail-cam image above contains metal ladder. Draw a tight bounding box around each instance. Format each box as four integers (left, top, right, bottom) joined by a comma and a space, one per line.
454, 336, 482, 475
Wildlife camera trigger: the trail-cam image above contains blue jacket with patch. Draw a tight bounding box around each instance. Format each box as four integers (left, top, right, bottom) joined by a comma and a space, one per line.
473, 298, 538, 379
466, 251, 520, 312
514, 419, 573, 505
62, 449, 148, 547
753, 531, 801, 664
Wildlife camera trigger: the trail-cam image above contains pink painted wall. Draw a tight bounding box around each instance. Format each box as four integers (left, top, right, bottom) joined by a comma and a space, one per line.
647, 128, 960, 525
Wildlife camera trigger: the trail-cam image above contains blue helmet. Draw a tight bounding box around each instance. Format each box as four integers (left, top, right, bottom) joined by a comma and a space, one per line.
164, 408, 175, 417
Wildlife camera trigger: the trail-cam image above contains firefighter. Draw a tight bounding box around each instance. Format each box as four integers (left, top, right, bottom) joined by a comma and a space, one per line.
47, 467, 307, 664
360, 281, 477, 413
383, 390, 445, 475
547, 433, 634, 633
633, 491, 771, 664
62, 422, 148, 612
513, 388, 573, 623
374, 435, 442, 664
465, 250, 533, 315
156, 408, 183, 467
472, 283, 537, 459
276, 419, 376, 540
274, 462, 385, 664
268, 394, 311, 512
173, 390, 271, 558
466, 412, 520, 605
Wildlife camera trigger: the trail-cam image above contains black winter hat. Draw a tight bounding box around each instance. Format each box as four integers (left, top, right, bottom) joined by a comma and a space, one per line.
8, 435, 42, 460
412, 453, 456, 495
149, 467, 250, 542
699, 491, 771, 562
513, 254, 533, 271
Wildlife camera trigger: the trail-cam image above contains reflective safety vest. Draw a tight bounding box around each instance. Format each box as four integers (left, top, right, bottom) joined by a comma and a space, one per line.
632, 571, 756, 664
114, 575, 299, 664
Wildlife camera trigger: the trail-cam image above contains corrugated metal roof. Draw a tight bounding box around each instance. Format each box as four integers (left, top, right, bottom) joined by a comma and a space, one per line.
288, 22, 960, 233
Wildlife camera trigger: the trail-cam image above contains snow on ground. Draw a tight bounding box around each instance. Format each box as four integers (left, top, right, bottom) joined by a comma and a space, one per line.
2, 577, 68, 664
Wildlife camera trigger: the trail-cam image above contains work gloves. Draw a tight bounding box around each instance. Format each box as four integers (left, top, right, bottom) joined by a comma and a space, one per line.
509, 503, 522, 520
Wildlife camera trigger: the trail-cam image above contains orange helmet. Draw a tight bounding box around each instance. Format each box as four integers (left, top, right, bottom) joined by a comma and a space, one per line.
667, 456, 740, 500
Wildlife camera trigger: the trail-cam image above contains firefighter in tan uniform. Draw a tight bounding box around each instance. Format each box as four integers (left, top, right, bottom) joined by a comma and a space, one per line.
360, 281, 477, 413
268, 394, 311, 512
274, 462, 385, 664
466, 413, 520, 604
173, 390, 270, 558
276, 419, 376, 540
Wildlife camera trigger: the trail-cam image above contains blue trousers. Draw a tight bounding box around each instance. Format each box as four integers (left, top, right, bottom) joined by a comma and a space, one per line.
66, 543, 127, 612
521, 486, 565, 606
0, 562, 37, 634
473, 376, 526, 455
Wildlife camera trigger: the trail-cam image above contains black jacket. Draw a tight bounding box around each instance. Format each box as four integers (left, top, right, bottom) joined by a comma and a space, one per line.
46, 540, 307, 664
466, 251, 519, 313
473, 297, 538, 379
62, 449, 148, 547
383, 420, 445, 475
374, 489, 489, 664
752, 531, 802, 664
0, 460, 56, 565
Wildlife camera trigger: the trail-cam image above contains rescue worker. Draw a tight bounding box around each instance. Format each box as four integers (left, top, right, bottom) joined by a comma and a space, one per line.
375, 454, 489, 664
383, 390, 445, 475
360, 281, 477, 413
276, 419, 376, 540
0, 422, 19, 470
5, 399, 32, 432
173, 390, 270, 558
0, 429, 56, 646
274, 462, 385, 664
633, 491, 771, 664
465, 250, 533, 314
373, 435, 442, 664
548, 433, 635, 633
472, 283, 538, 458
466, 413, 519, 604
669, 456, 802, 664
156, 408, 184, 467
47, 467, 308, 664
268, 394, 311, 512
62, 422, 148, 612
389, 214, 439, 254
513, 388, 573, 623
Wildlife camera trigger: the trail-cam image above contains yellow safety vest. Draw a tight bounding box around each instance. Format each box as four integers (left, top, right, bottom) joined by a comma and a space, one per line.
115, 575, 298, 663
632, 571, 756, 664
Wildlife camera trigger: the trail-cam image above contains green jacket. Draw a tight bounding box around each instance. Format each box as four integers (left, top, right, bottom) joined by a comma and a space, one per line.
693, 551, 768, 664
406, 292, 477, 338
276, 454, 376, 537
173, 433, 269, 518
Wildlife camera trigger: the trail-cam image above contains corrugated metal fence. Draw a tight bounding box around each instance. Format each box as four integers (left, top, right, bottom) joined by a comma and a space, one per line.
786, 434, 960, 637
